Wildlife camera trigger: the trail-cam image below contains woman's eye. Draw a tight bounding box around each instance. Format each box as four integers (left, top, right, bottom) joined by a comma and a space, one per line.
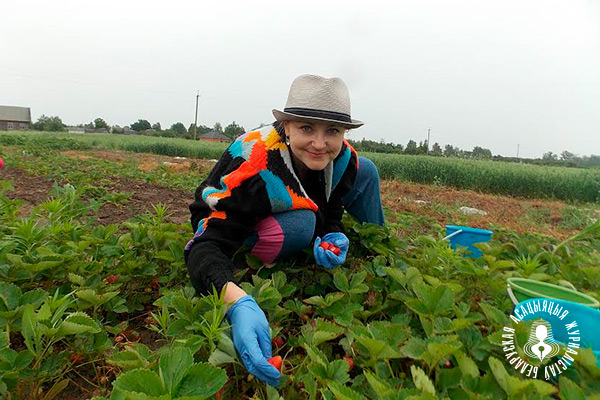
301, 126, 312, 132
327, 128, 340, 135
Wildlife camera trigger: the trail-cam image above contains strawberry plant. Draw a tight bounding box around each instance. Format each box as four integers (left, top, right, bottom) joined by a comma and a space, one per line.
0, 140, 599, 398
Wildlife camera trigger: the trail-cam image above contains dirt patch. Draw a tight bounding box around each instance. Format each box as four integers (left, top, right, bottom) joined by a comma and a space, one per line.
1, 166, 57, 217
380, 180, 576, 238
96, 177, 191, 226
1, 166, 193, 226
60, 149, 216, 173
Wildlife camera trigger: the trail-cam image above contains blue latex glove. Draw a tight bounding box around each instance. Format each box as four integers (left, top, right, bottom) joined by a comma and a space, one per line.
313, 232, 350, 269
227, 295, 280, 387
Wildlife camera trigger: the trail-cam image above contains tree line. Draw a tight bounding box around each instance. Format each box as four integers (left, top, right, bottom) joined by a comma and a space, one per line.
29, 114, 600, 168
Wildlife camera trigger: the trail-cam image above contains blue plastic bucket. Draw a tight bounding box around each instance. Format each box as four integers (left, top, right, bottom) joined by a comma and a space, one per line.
444, 225, 493, 258
515, 298, 600, 367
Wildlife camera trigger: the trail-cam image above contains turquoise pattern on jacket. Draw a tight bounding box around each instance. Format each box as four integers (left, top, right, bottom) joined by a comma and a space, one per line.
332, 147, 351, 190
259, 170, 294, 212
202, 174, 229, 201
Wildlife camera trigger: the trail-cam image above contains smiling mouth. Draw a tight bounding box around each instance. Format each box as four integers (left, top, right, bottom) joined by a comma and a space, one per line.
307, 151, 327, 157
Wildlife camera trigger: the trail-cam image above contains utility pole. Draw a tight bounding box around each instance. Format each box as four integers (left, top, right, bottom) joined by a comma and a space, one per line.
193, 91, 200, 141
517, 144, 520, 159
426, 127, 431, 155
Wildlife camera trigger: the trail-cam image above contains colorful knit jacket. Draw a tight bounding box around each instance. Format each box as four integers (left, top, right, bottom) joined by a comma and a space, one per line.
184, 124, 359, 295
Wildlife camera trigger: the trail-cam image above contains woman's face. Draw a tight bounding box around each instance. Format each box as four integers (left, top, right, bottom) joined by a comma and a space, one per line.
283, 120, 347, 171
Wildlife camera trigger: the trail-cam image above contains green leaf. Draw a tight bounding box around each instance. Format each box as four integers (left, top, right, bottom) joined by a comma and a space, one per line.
410, 365, 436, 396
479, 302, 508, 325
428, 285, 454, 314
355, 336, 402, 360
559, 377, 585, 400
112, 369, 165, 396
19, 289, 47, 307
76, 289, 119, 307
57, 312, 101, 336
327, 381, 367, 400
327, 360, 350, 384
173, 362, 227, 399
488, 357, 509, 394
454, 351, 479, 378
13, 350, 34, 370
401, 337, 427, 360
208, 349, 236, 366
305, 345, 328, 366
0, 282, 22, 310
159, 347, 193, 393
363, 370, 393, 396
107, 345, 151, 370
333, 271, 349, 292
303, 319, 345, 347
42, 378, 69, 400
21, 304, 38, 355
67, 273, 86, 286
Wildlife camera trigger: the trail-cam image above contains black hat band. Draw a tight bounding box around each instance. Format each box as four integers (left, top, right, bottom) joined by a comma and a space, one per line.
283, 107, 352, 124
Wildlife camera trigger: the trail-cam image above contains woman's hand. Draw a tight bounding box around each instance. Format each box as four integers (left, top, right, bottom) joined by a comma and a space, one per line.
227, 295, 281, 387
313, 232, 349, 269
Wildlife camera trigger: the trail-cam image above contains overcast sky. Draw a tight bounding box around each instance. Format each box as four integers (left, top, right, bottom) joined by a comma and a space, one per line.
2, 0, 599, 158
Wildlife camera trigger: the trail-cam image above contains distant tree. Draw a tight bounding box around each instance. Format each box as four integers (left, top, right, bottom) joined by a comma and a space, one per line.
32, 115, 65, 132
560, 150, 576, 162
131, 119, 151, 132
404, 140, 418, 155
186, 124, 213, 139
430, 142, 443, 156
111, 125, 124, 134
170, 122, 187, 135
223, 121, 245, 141
417, 141, 428, 155
152, 122, 162, 131
542, 151, 558, 161
472, 146, 493, 160
94, 118, 109, 129
443, 144, 459, 157
213, 122, 223, 133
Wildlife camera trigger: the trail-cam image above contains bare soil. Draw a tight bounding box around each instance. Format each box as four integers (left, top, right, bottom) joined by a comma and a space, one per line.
2, 148, 596, 238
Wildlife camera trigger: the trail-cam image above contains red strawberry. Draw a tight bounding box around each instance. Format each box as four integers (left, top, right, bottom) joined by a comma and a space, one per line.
70, 353, 84, 364
445, 360, 452, 368
268, 356, 282, 372
343, 355, 354, 371
320, 242, 341, 256
151, 278, 160, 288
272, 336, 284, 348
104, 275, 119, 284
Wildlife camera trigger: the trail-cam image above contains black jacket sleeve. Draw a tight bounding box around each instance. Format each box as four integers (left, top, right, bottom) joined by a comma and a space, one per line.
322, 148, 359, 234
184, 156, 271, 296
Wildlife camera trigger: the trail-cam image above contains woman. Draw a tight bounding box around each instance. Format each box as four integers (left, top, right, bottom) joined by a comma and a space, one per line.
184, 74, 384, 386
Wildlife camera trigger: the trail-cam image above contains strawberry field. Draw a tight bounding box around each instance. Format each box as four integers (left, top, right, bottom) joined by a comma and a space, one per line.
1, 135, 600, 399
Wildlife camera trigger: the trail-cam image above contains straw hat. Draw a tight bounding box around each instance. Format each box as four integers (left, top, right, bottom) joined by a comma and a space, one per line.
272, 74, 363, 129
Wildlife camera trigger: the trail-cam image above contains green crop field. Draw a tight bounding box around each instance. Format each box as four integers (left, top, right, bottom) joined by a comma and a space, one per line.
1, 132, 600, 399
2, 131, 599, 203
